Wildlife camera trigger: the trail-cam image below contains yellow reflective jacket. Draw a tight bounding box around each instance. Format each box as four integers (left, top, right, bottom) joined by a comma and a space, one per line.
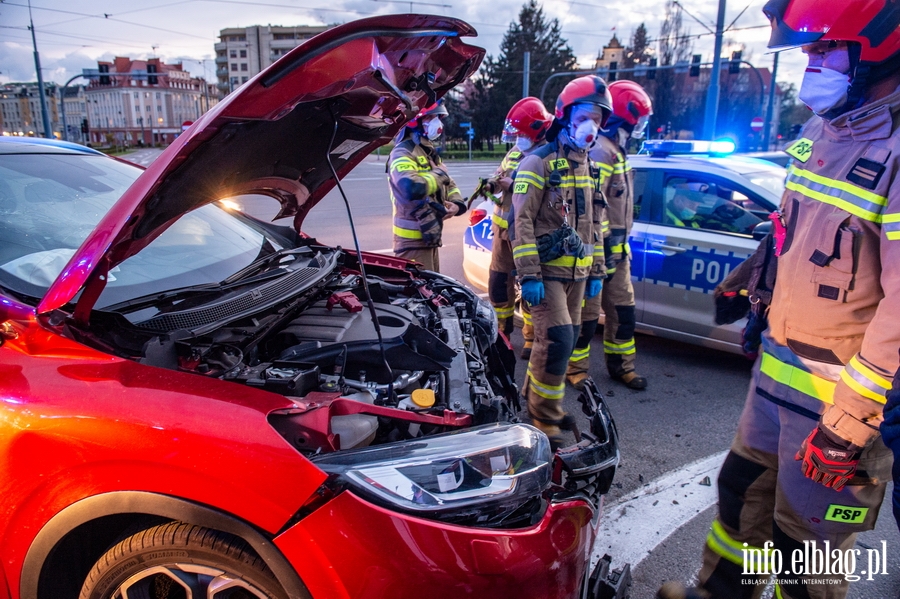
388, 137, 462, 251
591, 135, 632, 267
509, 138, 605, 283
767, 88, 900, 445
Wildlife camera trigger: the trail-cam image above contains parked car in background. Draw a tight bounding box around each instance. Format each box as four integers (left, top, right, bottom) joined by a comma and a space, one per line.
463, 141, 788, 354
0, 16, 622, 599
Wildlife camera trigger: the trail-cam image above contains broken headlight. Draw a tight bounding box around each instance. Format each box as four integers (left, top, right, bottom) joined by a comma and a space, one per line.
313, 423, 551, 528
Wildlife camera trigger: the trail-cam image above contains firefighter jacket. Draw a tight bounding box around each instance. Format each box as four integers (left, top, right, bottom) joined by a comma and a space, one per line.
591, 135, 633, 268
488, 148, 525, 233
388, 137, 462, 251
510, 138, 606, 283
766, 87, 900, 447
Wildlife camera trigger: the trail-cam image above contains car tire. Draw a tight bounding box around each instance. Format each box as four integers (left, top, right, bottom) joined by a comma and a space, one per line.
79, 521, 289, 599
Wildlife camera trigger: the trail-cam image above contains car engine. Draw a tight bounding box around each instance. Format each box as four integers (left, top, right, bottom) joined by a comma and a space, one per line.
85, 244, 519, 453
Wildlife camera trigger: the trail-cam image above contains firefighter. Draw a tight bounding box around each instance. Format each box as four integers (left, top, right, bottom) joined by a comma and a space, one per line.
388, 101, 467, 272
660, 2, 900, 598
510, 75, 610, 449
566, 80, 652, 391
482, 97, 552, 342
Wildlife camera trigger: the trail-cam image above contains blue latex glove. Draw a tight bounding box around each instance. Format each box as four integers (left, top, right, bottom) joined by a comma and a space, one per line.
521, 279, 545, 306
586, 279, 603, 299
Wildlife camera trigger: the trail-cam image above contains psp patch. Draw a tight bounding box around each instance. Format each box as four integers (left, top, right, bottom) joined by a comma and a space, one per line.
785, 138, 814, 163
513, 181, 529, 194
824, 504, 868, 524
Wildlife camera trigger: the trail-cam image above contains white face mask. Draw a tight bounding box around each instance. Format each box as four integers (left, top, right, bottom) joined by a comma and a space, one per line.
424, 117, 443, 141
570, 119, 599, 149
515, 136, 534, 152
798, 67, 850, 116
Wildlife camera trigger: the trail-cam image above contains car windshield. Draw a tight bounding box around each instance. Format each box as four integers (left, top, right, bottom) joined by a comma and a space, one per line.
745, 170, 786, 199
0, 152, 283, 306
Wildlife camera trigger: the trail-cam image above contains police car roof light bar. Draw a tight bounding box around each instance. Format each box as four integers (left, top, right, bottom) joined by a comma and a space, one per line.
640, 139, 736, 157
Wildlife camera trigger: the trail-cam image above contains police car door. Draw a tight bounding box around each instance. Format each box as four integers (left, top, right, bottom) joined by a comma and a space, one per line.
641, 171, 766, 351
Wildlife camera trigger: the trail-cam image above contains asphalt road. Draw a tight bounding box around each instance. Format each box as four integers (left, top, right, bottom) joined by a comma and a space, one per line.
125, 147, 900, 598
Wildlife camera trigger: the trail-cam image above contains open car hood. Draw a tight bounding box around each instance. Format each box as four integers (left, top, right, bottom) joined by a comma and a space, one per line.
38, 15, 484, 316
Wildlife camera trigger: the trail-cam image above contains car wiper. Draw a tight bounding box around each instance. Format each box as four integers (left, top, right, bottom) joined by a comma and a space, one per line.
220, 247, 310, 285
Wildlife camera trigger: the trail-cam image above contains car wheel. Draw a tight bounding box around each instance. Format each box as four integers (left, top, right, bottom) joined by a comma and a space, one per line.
79, 522, 288, 599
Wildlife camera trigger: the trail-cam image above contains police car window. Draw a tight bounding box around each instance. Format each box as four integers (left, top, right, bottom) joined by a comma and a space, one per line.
663, 176, 762, 235
632, 168, 647, 221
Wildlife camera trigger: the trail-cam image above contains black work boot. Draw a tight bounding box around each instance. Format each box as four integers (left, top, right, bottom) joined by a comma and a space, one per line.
611, 370, 648, 390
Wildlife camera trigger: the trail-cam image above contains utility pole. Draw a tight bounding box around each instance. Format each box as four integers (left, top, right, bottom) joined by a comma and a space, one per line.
27, 0, 52, 138
703, 0, 727, 140
523, 51, 531, 98
763, 52, 779, 151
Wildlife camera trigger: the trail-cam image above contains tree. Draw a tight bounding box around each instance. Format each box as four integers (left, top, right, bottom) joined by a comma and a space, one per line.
623, 23, 653, 70
468, 0, 578, 145
651, 0, 694, 136
777, 81, 812, 140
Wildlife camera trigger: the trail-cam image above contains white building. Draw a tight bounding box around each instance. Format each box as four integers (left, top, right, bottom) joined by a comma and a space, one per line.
85, 57, 219, 147
0, 82, 62, 137
214, 25, 330, 98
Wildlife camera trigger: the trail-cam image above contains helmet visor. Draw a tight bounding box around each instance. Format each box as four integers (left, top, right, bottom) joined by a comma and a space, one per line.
632, 115, 650, 139
502, 120, 519, 143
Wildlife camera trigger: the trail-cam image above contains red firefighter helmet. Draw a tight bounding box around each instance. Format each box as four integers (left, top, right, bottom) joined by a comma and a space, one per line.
406, 101, 449, 129
608, 80, 652, 125
501, 97, 553, 143
763, 0, 900, 65
554, 75, 613, 126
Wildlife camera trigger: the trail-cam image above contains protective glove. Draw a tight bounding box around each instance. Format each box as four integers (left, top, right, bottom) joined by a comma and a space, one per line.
521, 279, 544, 306
795, 424, 862, 491
585, 279, 602, 299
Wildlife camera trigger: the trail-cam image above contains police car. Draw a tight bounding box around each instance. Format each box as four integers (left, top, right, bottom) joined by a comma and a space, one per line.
462, 140, 789, 354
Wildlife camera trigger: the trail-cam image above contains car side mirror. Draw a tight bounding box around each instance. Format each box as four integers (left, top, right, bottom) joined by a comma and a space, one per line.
752, 220, 773, 241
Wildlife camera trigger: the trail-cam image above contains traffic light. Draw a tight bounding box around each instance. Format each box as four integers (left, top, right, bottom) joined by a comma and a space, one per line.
147, 64, 158, 85
98, 64, 110, 85
729, 50, 742, 74
647, 58, 657, 80
608, 61, 618, 82
81, 119, 89, 134
689, 55, 701, 77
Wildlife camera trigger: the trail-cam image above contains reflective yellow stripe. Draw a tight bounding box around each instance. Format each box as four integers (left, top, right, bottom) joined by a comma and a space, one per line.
522, 311, 532, 326
527, 368, 565, 400
884, 212, 900, 240
420, 172, 438, 195
597, 163, 614, 174
787, 166, 886, 223
544, 255, 594, 267
570, 346, 590, 362
448, 186, 460, 196
494, 305, 515, 319
839, 356, 890, 404
513, 244, 538, 258
515, 171, 545, 187
759, 352, 835, 404
491, 214, 509, 228
706, 520, 771, 570
393, 225, 422, 239
609, 243, 624, 254
604, 339, 635, 355
390, 156, 418, 172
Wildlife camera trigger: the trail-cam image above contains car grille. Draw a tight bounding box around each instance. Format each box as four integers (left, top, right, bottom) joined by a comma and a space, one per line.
136, 265, 327, 333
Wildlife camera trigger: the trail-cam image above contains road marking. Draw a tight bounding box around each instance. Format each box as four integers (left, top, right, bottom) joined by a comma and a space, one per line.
591, 450, 727, 571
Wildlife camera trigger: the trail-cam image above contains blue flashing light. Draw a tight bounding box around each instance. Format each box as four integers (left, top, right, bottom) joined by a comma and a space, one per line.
640, 139, 736, 157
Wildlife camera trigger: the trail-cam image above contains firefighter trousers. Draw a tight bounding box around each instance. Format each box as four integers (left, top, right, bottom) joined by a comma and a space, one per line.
395, 247, 440, 272
489, 226, 516, 336
566, 256, 636, 379
699, 351, 892, 599
524, 279, 585, 438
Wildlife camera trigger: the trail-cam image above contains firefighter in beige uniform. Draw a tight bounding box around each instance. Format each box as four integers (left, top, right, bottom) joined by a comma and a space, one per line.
660, 2, 900, 599
510, 75, 610, 449
483, 97, 552, 339
567, 80, 652, 391
388, 101, 466, 272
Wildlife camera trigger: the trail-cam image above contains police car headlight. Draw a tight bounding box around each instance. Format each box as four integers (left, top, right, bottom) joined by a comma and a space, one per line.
476, 296, 499, 343
313, 424, 551, 527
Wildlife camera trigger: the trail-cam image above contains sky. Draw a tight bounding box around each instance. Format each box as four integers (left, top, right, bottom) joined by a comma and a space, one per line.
0, 0, 808, 101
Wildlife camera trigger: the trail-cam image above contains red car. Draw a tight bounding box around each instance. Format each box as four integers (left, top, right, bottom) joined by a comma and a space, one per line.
0, 16, 623, 599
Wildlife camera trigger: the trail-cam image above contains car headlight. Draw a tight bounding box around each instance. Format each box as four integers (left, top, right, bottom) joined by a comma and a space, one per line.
313, 423, 551, 528
476, 296, 499, 343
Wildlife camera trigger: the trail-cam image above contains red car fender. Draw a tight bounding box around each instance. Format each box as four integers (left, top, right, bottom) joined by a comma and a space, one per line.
0, 321, 326, 597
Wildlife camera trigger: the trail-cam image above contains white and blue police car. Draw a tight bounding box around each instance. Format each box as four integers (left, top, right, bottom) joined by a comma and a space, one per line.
462, 140, 788, 354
